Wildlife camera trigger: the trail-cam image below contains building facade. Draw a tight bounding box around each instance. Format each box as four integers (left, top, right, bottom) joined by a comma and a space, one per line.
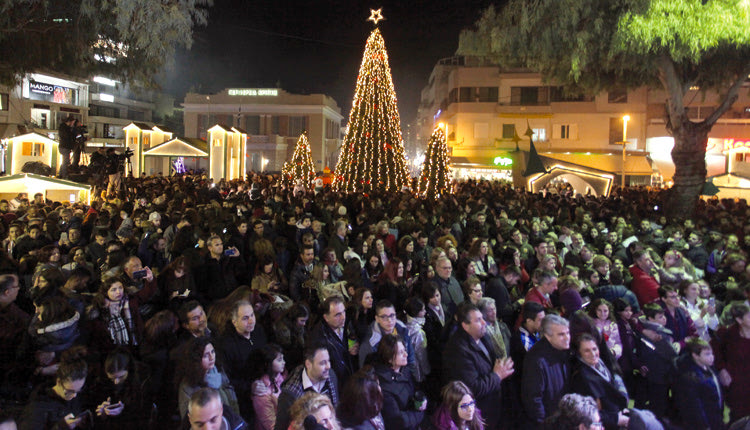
416, 56, 653, 194
182, 88, 343, 172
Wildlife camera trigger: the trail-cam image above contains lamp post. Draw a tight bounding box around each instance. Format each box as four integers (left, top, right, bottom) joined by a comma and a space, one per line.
622, 115, 630, 189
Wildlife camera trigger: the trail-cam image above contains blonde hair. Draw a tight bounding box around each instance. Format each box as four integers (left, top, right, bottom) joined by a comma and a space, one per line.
289, 392, 341, 430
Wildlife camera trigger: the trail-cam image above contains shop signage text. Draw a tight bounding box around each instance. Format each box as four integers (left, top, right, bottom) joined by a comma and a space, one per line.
228, 88, 278, 97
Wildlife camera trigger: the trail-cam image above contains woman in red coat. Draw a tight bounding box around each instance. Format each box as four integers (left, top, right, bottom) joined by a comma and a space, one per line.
712, 303, 750, 423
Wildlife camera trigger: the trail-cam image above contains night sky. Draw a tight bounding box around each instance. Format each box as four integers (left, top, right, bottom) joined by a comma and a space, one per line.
158, 0, 496, 125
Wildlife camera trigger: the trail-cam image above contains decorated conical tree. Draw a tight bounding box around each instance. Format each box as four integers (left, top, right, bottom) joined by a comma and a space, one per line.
334, 11, 409, 193
282, 131, 316, 188
418, 124, 451, 199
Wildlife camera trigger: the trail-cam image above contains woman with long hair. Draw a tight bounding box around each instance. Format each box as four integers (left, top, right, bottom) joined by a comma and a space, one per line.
313, 262, 349, 304
431, 381, 485, 430
376, 258, 409, 312
87, 275, 155, 355
159, 256, 198, 308
337, 365, 385, 430
288, 391, 341, 430
271, 303, 309, 369
251, 253, 288, 294
363, 252, 384, 290
373, 334, 425, 430
250, 343, 287, 430
91, 349, 148, 428
139, 310, 179, 419
467, 240, 498, 281
176, 336, 239, 419
347, 287, 375, 342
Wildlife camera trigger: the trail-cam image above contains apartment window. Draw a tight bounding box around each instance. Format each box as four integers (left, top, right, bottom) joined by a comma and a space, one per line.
608, 88, 628, 103
459, 87, 473, 102
511, 86, 549, 106
0, 93, 8, 111
127, 109, 144, 121
245, 115, 260, 134
477, 87, 498, 102
271, 116, 280, 135
502, 124, 516, 139
532, 128, 547, 141
609, 117, 625, 145
553, 124, 578, 140
325, 118, 339, 139
288, 116, 307, 136
448, 88, 458, 104
103, 124, 116, 138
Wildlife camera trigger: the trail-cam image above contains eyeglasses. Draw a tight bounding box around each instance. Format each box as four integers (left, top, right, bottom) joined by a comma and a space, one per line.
377, 313, 397, 320
459, 400, 476, 410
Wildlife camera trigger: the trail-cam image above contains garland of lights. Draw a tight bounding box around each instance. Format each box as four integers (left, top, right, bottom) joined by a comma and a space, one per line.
333, 18, 409, 193
282, 132, 316, 188
418, 124, 451, 199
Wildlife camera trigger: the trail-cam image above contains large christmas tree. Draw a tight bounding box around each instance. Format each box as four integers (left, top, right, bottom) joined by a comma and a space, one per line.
282, 131, 316, 188
418, 124, 451, 199
334, 10, 409, 193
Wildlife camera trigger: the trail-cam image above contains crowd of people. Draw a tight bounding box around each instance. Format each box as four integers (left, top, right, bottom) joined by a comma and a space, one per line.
0, 173, 748, 430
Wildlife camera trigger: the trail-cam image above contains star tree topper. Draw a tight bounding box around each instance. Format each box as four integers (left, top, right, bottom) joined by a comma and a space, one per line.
367, 8, 384, 25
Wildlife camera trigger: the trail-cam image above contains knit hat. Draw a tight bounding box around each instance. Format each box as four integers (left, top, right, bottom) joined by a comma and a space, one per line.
559, 288, 583, 315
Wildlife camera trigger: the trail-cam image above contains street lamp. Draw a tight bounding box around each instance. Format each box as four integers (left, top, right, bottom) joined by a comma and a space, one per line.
622, 115, 630, 189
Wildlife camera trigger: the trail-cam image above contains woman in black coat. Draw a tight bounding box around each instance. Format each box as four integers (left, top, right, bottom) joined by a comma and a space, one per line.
89, 350, 149, 429
373, 334, 425, 430
569, 333, 630, 430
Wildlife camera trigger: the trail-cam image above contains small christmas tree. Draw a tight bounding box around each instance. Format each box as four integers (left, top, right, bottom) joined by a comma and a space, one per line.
282, 131, 316, 188
418, 124, 451, 199
334, 10, 409, 193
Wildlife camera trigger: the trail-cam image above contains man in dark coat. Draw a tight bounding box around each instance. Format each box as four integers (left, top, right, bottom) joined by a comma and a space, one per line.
197, 235, 247, 301
328, 221, 349, 264
521, 314, 571, 428
307, 296, 358, 387
57, 116, 75, 179
288, 244, 315, 302
216, 300, 266, 421
443, 303, 514, 430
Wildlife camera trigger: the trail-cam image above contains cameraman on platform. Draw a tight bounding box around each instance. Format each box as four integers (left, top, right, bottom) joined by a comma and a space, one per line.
71, 120, 88, 171
105, 148, 124, 197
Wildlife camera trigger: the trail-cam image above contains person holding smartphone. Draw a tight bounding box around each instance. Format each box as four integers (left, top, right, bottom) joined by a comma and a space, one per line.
19, 346, 90, 430
92, 350, 148, 429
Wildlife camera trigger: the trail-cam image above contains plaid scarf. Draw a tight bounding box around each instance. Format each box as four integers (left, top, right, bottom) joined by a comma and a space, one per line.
105, 299, 136, 346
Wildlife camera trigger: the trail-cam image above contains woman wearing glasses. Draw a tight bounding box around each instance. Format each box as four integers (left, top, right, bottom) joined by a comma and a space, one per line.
430, 381, 485, 430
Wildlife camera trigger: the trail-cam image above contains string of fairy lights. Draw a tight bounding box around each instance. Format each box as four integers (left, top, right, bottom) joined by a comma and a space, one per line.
418, 124, 451, 199
282, 132, 316, 188
333, 10, 410, 193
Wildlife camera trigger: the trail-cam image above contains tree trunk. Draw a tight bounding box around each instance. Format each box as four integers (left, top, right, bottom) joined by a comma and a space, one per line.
668, 120, 709, 219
